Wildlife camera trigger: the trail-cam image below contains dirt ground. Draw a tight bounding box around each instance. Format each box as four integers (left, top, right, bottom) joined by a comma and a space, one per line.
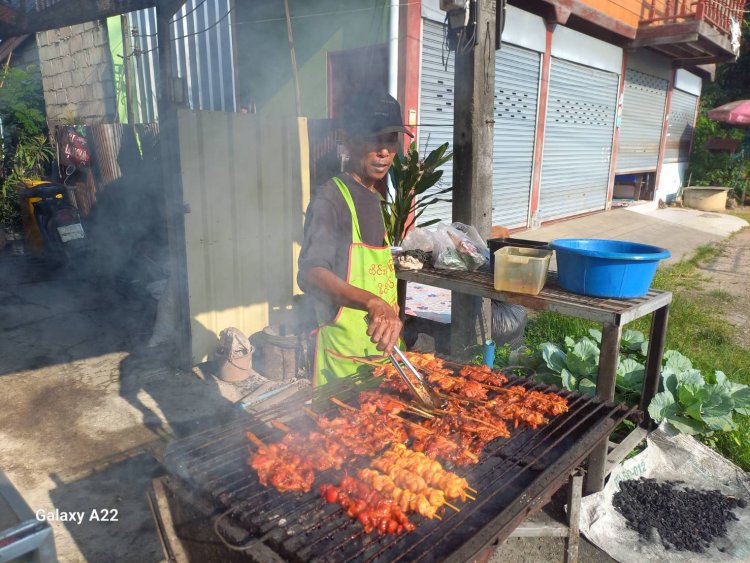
696, 228, 750, 348
1, 226, 747, 562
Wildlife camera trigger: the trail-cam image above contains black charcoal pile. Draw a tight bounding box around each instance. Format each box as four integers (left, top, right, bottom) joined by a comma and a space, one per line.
613, 478, 747, 553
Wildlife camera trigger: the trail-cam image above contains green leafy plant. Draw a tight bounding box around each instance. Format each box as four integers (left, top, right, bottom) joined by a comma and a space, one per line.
383, 141, 452, 246
0, 65, 49, 229
648, 360, 750, 437
535, 329, 647, 402
0, 134, 54, 228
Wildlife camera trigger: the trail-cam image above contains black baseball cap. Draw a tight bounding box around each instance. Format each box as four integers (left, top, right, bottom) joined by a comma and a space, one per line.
340, 89, 414, 138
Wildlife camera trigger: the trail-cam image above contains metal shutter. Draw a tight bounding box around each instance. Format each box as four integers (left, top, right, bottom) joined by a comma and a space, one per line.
616, 69, 668, 173
492, 45, 540, 228
539, 58, 618, 221
418, 19, 454, 226
419, 20, 540, 228
665, 89, 698, 163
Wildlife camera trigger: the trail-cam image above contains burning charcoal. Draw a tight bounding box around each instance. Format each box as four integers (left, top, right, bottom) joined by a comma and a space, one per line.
612, 478, 746, 553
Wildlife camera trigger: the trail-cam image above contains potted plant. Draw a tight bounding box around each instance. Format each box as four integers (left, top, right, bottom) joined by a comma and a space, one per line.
383, 141, 453, 247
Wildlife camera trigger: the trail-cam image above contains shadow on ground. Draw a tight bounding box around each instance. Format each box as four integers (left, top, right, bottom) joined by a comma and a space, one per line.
0, 250, 245, 561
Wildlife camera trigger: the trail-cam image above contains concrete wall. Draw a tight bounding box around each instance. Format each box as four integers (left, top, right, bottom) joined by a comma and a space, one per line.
35, 21, 117, 126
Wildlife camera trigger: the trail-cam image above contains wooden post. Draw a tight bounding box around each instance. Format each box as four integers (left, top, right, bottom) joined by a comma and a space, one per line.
450, 0, 496, 356
121, 14, 137, 125
157, 8, 192, 370
283, 0, 302, 117
584, 322, 622, 494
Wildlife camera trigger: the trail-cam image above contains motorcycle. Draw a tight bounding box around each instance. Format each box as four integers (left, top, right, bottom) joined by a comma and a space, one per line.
19, 165, 87, 269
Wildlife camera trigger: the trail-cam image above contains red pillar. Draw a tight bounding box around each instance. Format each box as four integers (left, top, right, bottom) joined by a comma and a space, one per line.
399, 0, 421, 148
654, 68, 676, 198
528, 23, 554, 224
606, 51, 629, 205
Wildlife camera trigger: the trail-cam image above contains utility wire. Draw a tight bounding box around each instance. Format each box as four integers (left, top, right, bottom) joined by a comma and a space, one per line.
171, 0, 209, 23
171, 5, 232, 40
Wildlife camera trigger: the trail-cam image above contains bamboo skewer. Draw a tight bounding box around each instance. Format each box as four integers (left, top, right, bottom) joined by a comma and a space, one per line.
271, 420, 292, 433
245, 431, 266, 449
330, 397, 357, 411
303, 407, 320, 421
324, 349, 384, 367
445, 501, 460, 512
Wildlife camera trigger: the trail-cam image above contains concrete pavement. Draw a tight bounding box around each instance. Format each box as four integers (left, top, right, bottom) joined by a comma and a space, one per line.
517, 204, 748, 265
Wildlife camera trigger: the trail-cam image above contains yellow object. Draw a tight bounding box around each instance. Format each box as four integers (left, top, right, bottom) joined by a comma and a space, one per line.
682, 187, 730, 212
494, 247, 552, 295
15, 179, 52, 253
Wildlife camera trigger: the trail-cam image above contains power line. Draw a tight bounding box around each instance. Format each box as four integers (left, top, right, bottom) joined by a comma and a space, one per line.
171, 5, 232, 41
171, 0, 209, 23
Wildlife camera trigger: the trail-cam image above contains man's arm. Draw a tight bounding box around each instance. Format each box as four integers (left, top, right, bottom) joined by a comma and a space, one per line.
304, 267, 401, 353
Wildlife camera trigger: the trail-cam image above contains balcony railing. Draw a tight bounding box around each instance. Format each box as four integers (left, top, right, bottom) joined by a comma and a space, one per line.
642, 0, 745, 36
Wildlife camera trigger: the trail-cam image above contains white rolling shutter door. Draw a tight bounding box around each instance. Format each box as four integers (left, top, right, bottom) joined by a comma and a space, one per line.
418, 19, 454, 226
665, 89, 698, 163
492, 45, 540, 228
419, 19, 540, 228
616, 69, 669, 173
539, 58, 618, 221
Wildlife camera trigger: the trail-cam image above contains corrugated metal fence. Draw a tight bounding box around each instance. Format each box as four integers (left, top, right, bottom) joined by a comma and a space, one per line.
178, 111, 310, 363
127, 0, 236, 122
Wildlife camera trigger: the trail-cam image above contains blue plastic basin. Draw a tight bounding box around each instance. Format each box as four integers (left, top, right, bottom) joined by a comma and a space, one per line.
550, 239, 671, 299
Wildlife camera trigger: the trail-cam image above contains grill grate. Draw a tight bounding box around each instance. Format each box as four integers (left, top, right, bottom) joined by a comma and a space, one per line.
164, 377, 635, 562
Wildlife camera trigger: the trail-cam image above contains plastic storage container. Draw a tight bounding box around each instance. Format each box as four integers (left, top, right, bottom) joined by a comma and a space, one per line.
488, 237, 550, 270
550, 239, 671, 299
494, 247, 553, 295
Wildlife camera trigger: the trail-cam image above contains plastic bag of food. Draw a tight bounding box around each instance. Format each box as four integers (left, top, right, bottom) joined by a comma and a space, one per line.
437, 223, 486, 271
401, 227, 435, 253
452, 222, 490, 263
433, 228, 467, 270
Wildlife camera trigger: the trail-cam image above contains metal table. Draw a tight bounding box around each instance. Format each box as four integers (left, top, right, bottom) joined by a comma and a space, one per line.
396, 268, 672, 494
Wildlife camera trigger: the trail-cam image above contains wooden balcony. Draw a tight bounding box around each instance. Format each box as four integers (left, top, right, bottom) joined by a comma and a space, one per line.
633, 0, 744, 64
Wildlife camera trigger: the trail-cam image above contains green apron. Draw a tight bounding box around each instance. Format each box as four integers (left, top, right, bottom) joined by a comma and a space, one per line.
313, 177, 398, 387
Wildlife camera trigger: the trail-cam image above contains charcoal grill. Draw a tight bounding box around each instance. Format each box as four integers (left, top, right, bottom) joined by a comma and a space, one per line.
159, 374, 635, 563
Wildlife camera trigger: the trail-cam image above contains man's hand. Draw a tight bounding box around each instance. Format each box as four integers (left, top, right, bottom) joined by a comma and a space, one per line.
366, 297, 402, 353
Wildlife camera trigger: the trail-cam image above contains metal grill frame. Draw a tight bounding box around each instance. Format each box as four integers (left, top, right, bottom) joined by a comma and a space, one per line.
162, 376, 636, 563
395, 266, 672, 494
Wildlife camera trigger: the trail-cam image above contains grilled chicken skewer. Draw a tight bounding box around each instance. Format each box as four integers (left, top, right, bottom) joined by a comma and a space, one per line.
357, 468, 459, 519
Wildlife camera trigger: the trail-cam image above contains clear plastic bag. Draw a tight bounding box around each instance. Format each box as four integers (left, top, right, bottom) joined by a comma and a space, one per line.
433, 228, 466, 270
401, 227, 435, 253
437, 223, 487, 271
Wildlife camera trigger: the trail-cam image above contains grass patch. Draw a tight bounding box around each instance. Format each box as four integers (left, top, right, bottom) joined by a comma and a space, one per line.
706, 289, 733, 303
725, 209, 750, 224
524, 241, 750, 469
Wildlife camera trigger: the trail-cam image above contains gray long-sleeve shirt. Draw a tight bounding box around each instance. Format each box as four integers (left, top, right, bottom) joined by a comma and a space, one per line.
298, 173, 388, 323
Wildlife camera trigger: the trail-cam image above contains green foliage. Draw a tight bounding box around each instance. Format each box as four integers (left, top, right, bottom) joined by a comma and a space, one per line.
0, 65, 46, 146
687, 13, 750, 201
383, 142, 452, 246
0, 134, 54, 228
648, 366, 750, 437
535, 330, 647, 402
0, 65, 49, 228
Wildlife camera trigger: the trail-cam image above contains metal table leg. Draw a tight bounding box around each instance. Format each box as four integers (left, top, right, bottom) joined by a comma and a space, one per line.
564, 473, 583, 563
640, 304, 669, 426
584, 323, 622, 495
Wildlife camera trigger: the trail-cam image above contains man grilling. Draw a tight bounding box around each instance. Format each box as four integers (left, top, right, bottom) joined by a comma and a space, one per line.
298, 89, 413, 387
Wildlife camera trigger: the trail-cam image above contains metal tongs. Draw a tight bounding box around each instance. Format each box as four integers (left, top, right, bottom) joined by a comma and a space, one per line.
365, 315, 442, 411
